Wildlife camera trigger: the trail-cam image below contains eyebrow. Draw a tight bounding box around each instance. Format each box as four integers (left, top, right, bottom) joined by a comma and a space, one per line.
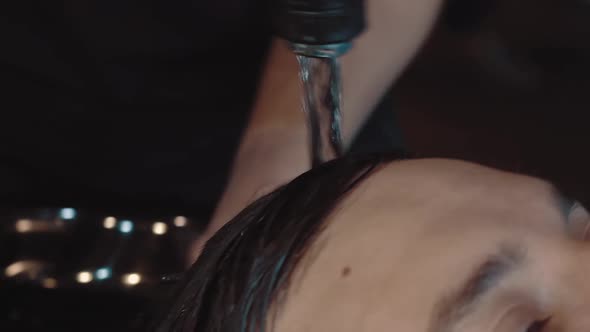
429, 245, 526, 332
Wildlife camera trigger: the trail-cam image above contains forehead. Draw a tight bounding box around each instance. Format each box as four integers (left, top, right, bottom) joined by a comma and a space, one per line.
353, 159, 569, 236
376, 158, 549, 193
271, 159, 568, 332
330, 158, 567, 247
359, 159, 558, 214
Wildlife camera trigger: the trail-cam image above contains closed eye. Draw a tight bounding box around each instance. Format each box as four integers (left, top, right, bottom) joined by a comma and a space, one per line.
525, 317, 551, 332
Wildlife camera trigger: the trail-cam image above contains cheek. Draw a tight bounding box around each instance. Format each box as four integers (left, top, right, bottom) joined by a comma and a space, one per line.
551, 279, 590, 332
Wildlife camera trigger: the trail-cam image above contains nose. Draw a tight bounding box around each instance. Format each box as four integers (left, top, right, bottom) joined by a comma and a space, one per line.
565, 202, 590, 241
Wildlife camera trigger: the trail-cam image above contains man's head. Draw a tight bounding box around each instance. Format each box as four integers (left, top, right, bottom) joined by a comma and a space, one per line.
155, 153, 590, 332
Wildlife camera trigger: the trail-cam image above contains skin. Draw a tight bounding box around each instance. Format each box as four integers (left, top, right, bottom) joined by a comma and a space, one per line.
270, 159, 590, 332
189, 0, 444, 262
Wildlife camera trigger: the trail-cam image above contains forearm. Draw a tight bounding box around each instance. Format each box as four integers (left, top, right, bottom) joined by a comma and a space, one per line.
204, 128, 307, 235
206, 0, 443, 235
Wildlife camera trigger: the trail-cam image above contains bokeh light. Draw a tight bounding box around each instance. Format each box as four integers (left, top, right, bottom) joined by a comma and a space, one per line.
152, 222, 168, 235
95, 267, 112, 280
59, 208, 77, 220
173, 216, 187, 227
118, 220, 134, 234
76, 271, 93, 284
103, 217, 117, 229
122, 273, 141, 286
15, 219, 33, 233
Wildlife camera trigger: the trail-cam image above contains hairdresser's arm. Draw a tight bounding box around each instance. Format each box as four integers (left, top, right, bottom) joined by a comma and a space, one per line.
191, 0, 442, 259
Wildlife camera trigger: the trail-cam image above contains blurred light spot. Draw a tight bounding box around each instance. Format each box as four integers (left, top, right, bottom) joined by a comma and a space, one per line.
76, 271, 93, 284
42, 278, 58, 289
118, 220, 134, 234
15, 219, 33, 233
59, 208, 77, 220
173, 216, 188, 227
4, 260, 44, 278
122, 273, 141, 286
152, 222, 168, 235
5, 261, 27, 277
95, 267, 112, 280
103, 217, 117, 229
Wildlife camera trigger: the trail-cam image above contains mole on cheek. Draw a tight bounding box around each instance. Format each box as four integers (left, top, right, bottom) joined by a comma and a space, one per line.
341, 266, 351, 277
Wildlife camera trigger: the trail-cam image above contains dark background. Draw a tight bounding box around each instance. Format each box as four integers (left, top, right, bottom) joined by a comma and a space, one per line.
1, 0, 589, 330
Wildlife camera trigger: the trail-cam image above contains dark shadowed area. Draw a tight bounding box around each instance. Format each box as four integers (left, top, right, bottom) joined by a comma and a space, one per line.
1, 0, 589, 330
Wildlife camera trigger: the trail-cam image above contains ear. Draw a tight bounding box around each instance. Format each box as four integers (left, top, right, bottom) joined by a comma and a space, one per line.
566, 202, 590, 241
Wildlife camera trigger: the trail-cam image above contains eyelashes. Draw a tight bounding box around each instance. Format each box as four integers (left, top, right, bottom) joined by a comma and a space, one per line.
525, 317, 551, 332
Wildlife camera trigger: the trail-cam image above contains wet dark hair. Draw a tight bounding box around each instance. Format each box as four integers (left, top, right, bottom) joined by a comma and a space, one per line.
151, 151, 409, 332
